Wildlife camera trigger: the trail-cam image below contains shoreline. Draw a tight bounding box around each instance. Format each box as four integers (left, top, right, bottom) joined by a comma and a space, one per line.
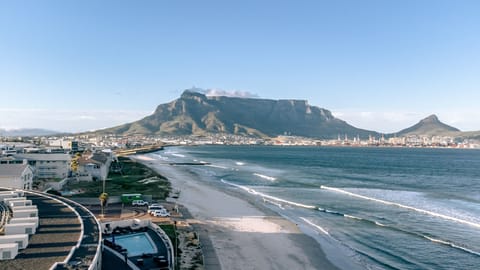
134, 155, 363, 270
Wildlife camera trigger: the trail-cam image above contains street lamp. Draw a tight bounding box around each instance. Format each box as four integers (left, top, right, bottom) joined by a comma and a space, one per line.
174, 220, 178, 270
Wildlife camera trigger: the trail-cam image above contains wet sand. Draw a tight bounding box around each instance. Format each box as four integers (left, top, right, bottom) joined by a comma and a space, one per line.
135, 155, 361, 270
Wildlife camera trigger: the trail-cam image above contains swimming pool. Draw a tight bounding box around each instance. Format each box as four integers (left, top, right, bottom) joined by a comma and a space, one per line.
114, 232, 158, 257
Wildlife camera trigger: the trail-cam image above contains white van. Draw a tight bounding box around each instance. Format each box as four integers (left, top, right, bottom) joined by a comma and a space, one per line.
150, 209, 170, 217
147, 204, 166, 214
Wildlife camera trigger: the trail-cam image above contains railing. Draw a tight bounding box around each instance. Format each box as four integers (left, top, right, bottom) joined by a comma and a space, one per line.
49, 195, 103, 270
0, 202, 12, 233
22, 190, 84, 270
150, 222, 175, 270
23, 190, 102, 270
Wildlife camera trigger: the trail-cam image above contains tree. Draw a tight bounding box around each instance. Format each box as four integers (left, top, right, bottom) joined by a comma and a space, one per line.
99, 192, 109, 217
70, 152, 81, 173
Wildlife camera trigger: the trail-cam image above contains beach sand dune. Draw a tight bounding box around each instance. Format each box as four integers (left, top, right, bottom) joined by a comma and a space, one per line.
137, 157, 359, 270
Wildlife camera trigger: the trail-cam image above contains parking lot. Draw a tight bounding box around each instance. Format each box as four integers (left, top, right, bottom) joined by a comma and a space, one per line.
87, 201, 181, 222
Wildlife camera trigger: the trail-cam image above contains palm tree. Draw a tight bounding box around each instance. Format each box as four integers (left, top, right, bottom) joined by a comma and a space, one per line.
99, 192, 109, 218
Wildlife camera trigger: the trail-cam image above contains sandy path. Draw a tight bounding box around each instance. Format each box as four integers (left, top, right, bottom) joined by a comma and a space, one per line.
135, 158, 348, 270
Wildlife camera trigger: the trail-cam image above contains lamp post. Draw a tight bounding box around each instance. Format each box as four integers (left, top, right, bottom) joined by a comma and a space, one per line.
174, 220, 178, 270
103, 177, 106, 216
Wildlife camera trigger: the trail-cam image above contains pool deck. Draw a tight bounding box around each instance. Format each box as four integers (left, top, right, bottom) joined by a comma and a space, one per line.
102, 248, 131, 270
103, 228, 170, 270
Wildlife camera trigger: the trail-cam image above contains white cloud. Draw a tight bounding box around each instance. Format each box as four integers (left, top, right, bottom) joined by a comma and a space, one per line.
332, 109, 480, 133
332, 110, 418, 133
0, 108, 150, 133
193, 88, 259, 98
77, 115, 96, 120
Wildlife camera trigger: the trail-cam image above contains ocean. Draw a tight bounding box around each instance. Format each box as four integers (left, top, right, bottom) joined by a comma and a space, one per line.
148, 146, 480, 270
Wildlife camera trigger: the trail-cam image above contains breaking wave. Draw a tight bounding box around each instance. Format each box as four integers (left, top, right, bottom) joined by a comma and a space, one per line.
300, 217, 329, 235
221, 179, 316, 209
321, 186, 480, 229
253, 173, 277, 181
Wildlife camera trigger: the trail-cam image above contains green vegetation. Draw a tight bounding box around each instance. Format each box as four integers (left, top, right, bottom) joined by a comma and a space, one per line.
158, 224, 177, 245
71, 152, 81, 172
99, 192, 109, 206
67, 157, 171, 199
158, 224, 180, 270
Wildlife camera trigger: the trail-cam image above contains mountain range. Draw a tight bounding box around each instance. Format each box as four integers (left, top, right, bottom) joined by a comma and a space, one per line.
97, 90, 480, 139
0, 128, 60, 137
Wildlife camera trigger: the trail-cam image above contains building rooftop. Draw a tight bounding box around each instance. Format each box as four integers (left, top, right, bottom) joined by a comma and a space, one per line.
0, 189, 102, 270
15, 153, 71, 161
0, 164, 28, 177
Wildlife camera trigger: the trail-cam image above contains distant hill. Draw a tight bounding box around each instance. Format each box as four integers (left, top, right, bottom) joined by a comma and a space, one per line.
0, 128, 60, 137
97, 90, 379, 139
395, 115, 460, 137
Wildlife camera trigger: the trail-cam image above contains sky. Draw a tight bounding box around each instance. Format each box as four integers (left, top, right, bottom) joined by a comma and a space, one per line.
1, 0, 479, 133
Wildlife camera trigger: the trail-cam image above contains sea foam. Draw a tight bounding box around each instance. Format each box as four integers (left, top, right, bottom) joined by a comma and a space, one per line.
300, 217, 329, 235
221, 179, 316, 209
321, 186, 480, 230
253, 173, 276, 181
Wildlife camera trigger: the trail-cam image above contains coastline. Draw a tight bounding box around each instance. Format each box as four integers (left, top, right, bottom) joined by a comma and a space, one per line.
134, 154, 363, 270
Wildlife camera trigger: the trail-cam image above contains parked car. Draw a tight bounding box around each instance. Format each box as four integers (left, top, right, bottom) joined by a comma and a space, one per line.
149, 203, 164, 208
147, 203, 165, 213
147, 206, 165, 214
132, 200, 149, 206
150, 209, 170, 217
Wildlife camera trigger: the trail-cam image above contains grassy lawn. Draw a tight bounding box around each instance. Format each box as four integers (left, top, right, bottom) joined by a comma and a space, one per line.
67, 157, 171, 199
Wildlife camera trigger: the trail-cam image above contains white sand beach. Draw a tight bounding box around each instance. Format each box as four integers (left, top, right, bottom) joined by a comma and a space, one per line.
135, 156, 362, 270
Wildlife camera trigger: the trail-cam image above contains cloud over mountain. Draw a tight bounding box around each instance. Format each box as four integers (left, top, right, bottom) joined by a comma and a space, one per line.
193, 88, 259, 98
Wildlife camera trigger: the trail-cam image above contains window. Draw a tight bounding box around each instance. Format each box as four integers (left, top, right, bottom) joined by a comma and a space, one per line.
3, 251, 11, 259
26, 228, 33, 234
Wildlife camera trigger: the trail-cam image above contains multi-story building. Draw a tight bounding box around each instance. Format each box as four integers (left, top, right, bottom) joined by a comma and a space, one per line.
14, 153, 71, 180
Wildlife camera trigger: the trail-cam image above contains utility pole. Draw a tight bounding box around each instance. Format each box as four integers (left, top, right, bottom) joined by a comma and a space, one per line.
174, 220, 178, 270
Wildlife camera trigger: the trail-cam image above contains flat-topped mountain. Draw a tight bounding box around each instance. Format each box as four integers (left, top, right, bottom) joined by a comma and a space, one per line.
99, 90, 378, 139
396, 114, 460, 137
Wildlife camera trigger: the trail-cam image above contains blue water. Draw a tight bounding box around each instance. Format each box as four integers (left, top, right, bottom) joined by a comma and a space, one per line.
114, 232, 157, 257
150, 146, 480, 269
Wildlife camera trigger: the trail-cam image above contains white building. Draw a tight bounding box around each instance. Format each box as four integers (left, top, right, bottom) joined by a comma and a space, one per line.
78, 151, 112, 181
15, 153, 71, 180
0, 163, 33, 189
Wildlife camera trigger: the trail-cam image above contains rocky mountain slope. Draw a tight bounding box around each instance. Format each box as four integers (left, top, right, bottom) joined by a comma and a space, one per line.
395, 115, 460, 137
99, 90, 378, 139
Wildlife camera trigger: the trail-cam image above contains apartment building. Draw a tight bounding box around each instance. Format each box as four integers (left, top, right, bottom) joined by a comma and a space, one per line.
14, 153, 71, 180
